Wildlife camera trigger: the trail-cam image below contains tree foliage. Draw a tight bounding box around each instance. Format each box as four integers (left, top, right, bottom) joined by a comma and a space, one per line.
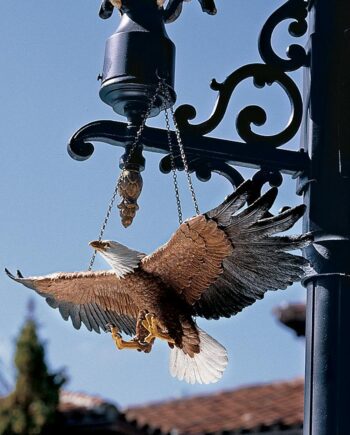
0, 319, 65, 434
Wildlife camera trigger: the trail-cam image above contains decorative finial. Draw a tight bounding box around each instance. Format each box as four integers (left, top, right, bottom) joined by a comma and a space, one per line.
99, 0, 217, 23
117, 169, 143, 227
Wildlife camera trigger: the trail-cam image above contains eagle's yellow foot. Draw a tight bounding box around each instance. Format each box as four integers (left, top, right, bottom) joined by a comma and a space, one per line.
142, 314, 175, 344
157, 0, 165, 8
109, 326, 152, 352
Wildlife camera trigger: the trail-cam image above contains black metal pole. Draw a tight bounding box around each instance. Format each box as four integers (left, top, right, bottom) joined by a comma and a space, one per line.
302, 0, 350, 433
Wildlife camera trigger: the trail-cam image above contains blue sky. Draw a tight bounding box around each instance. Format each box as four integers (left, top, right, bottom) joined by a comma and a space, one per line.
0, 1, 306, 407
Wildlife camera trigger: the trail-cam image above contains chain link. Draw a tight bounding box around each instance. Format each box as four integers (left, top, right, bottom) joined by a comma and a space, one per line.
88, 80, 163, 270
88, 188, 119, 270
163, 105, 183, 225
161, 81, 200, 216
89, 78, 200, 270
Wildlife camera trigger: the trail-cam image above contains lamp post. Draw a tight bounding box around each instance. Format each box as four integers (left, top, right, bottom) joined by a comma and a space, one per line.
68, 0, 350, 433
302, 1, 350, 434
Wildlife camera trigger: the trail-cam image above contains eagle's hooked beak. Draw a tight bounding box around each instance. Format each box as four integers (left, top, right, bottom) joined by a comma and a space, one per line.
89, 241, 111, 251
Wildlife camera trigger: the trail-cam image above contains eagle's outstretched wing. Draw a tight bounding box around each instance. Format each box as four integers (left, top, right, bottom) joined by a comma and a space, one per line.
142, 180, 312, 319
5, 270, 139, 335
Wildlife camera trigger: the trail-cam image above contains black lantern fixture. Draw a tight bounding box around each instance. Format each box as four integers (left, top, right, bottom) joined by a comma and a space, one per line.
68, 1, 350, 433
98, 0, 176, 118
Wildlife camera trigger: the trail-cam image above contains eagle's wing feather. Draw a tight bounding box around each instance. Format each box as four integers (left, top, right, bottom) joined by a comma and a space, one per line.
195, 183, 312, 319
142, 180, 312, 319
5, 269, 139, 335
142, 214, 232, 305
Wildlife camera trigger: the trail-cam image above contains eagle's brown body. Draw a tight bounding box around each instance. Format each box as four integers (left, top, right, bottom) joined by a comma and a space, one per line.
129, 268, 199, 355
6, 180, 313, 384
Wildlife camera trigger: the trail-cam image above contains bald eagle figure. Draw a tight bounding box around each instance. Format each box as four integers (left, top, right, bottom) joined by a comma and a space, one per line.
6, 181, 312, 384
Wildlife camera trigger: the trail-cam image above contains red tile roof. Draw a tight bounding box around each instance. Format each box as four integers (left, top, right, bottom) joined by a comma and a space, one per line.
125, 379, 304, 434
59, 391, 142, 433
59, 391, 108, 412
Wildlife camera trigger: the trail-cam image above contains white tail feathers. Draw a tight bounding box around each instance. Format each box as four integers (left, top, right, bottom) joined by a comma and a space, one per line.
169, 328, 228, 384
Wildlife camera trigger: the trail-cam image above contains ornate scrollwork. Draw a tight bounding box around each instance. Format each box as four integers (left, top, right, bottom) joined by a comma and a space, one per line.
249, 169, 291, 218
159, 154, 284, 206
250, 168, 283, 201
174, 0, 308, 149
159, 154, 245, 190
175, 64, 303, 147
259, 0, 308, 71
167, 0, 309, 190
69, 0, 310, 210
159, 153, 289, 220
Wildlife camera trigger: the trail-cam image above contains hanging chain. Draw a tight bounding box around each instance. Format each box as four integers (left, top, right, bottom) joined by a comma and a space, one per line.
88, 78, 200, 269
163, 105, 183, 224
161, 81, 200, 217
88, 80, 163, 270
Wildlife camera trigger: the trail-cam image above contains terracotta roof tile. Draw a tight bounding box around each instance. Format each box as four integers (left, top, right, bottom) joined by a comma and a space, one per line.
125, 379, 304, 434
59, 391, 111, 412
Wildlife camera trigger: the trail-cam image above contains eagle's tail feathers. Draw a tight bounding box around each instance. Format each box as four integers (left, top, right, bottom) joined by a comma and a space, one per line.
169, 328, 228, 384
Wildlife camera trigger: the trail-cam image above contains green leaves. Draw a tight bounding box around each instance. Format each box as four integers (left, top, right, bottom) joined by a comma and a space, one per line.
0, 320, 65, 434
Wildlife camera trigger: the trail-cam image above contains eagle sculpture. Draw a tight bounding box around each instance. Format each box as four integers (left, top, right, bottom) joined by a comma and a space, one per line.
6, 181, 312, 384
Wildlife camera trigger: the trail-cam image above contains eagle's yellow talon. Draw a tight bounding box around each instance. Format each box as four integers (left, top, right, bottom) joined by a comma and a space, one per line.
141, 319, 150, 330
109, 325, 120, 339
109, 324, 153, 351
142, 314, 175, 344
145, 333, 155, 344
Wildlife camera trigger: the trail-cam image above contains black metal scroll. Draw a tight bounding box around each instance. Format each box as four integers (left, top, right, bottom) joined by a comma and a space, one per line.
68, 0, 310, 194
159, 154, 245, 189
175, 64, 303, 146
259, 0, 308, 71
168, 0, 309, 189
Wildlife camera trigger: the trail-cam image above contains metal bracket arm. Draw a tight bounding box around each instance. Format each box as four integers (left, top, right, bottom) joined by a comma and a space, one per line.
68, 120, 310, 176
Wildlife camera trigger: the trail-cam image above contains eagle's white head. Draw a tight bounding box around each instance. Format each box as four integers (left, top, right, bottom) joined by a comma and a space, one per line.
89, 240, 145, 278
